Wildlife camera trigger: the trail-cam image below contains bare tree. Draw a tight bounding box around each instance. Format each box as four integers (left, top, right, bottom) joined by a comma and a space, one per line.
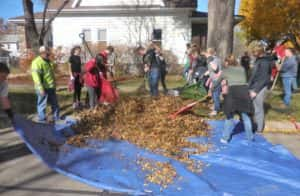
122, 0, 156, 46
207, 0, 235, 60
22, 0, 70, 51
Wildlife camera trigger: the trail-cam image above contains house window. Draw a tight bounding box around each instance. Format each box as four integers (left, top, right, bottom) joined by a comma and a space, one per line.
82, 29, 92, 41
97, 29, 107, 42
152, 29, 162, 41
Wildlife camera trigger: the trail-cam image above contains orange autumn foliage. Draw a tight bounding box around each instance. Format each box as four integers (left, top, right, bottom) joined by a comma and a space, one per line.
239, 0, 300, 47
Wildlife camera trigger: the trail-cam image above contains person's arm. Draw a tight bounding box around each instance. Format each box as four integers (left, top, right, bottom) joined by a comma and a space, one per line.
143, 54, 151, 72
85, 59, 96, 72
68, 57, 74, 79
0, 82, 13, 120
1, 97, 13, 120
31, 60, 44, 95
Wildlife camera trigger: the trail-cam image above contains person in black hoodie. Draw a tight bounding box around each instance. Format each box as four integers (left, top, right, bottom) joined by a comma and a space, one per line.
248, 45, 274, 133
69, 46, 82, 109
155, 47, 168, 94
137, 44, 161, 97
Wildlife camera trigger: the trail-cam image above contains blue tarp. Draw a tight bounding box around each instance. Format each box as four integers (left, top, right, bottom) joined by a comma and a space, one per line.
13, 115, 300, 196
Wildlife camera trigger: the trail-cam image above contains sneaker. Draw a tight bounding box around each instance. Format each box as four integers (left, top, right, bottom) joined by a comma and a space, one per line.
37, 119, 47, 124
73, 102, 78, 109
32, 116, 47, 124
209, 110, 217, 116
52, 117, 65, 124
220, 138, 228, 144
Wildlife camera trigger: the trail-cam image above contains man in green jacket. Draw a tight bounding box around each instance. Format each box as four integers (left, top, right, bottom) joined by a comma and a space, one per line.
31, 46, 60, 122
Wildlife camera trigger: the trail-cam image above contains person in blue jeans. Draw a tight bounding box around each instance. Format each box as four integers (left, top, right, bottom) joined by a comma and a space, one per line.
205, 48, 223, 116
221, 56, 254, 143
31, 46, 60, 122
137, 44, 161, 97
280, 48, 298, 107
148, 67, 160, 96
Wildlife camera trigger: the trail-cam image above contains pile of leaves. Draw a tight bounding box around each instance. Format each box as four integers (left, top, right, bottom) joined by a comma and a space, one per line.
67, 96, 211, 186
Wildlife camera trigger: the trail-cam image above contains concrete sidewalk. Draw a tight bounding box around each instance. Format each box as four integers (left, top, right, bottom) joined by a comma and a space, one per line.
0, 127, 122, 196
0, 126, 299, 196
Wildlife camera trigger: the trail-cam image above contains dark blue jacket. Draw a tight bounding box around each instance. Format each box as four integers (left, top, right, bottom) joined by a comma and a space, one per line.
248, 56, 274, 93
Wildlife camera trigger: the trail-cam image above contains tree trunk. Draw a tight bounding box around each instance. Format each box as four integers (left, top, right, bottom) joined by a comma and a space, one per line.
23, 0, 70, 52
23, 0, 40, 52
207, 0, 235, 60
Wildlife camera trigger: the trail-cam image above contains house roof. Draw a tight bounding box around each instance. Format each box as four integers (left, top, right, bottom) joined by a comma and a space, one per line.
191, 11, 208, 18
8, 12, 52, 24
48, 0, 197, 10
0, 34, 19, 43
9, 12, 53, 20
191, 11, 244, 25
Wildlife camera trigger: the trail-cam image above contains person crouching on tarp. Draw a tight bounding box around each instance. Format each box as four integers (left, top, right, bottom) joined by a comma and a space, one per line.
220, 55, 254, 144
84, 54, 103, 109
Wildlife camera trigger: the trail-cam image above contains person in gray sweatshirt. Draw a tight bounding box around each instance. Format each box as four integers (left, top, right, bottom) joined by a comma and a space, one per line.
280, 48, 298, 106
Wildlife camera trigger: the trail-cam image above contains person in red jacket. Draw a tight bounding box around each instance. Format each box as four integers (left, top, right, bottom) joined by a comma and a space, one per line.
84, 54, 104, 108
98, 48, 119, 104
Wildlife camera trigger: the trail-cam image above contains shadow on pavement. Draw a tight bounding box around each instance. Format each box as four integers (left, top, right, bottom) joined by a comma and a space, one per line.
0, 143, 31, 164
0, 185, 107, 195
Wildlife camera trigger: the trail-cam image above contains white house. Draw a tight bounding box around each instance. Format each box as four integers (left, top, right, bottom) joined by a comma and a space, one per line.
48, 0, 202, 61
0, 34, 20, 57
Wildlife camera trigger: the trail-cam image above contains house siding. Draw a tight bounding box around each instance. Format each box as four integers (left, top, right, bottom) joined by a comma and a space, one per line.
52, 13, 191, 62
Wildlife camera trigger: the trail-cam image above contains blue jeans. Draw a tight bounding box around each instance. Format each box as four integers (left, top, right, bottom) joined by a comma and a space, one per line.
148, 68, 160, 97
223, 113, 254, 141
37, 88, 60, 121
212, 84, 221, 111
282, 77, 293, 106
292, 77, 298, 91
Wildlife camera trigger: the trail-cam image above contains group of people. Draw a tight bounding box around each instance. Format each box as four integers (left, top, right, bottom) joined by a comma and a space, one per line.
183, 43, 299, 143
30, 42, 171, 123
0, 40, 298, 145
30, 45, 118, 123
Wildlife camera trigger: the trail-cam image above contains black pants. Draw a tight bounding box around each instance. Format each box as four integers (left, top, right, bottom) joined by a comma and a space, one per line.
73, 74, 82, 103
161, 71, 168, 92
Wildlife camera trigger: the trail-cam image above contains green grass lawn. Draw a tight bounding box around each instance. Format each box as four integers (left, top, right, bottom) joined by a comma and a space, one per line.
265, 90, 300, 121
3, 75, 300, 126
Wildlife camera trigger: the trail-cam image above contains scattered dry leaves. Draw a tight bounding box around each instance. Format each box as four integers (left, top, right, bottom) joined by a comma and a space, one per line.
67, 96, 211, 187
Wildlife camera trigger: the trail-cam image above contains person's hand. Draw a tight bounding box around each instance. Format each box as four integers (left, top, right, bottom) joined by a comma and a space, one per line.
40, 90, 45, 96
204, 70, 210, 76
249, 91, 257, 99
70, 75, 75, 81
144, 65, 150, 73
208, 91, 212, 97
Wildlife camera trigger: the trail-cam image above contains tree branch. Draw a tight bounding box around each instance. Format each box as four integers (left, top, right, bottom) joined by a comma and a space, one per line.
43, 0, 70, 37
39, 0, 50, 43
